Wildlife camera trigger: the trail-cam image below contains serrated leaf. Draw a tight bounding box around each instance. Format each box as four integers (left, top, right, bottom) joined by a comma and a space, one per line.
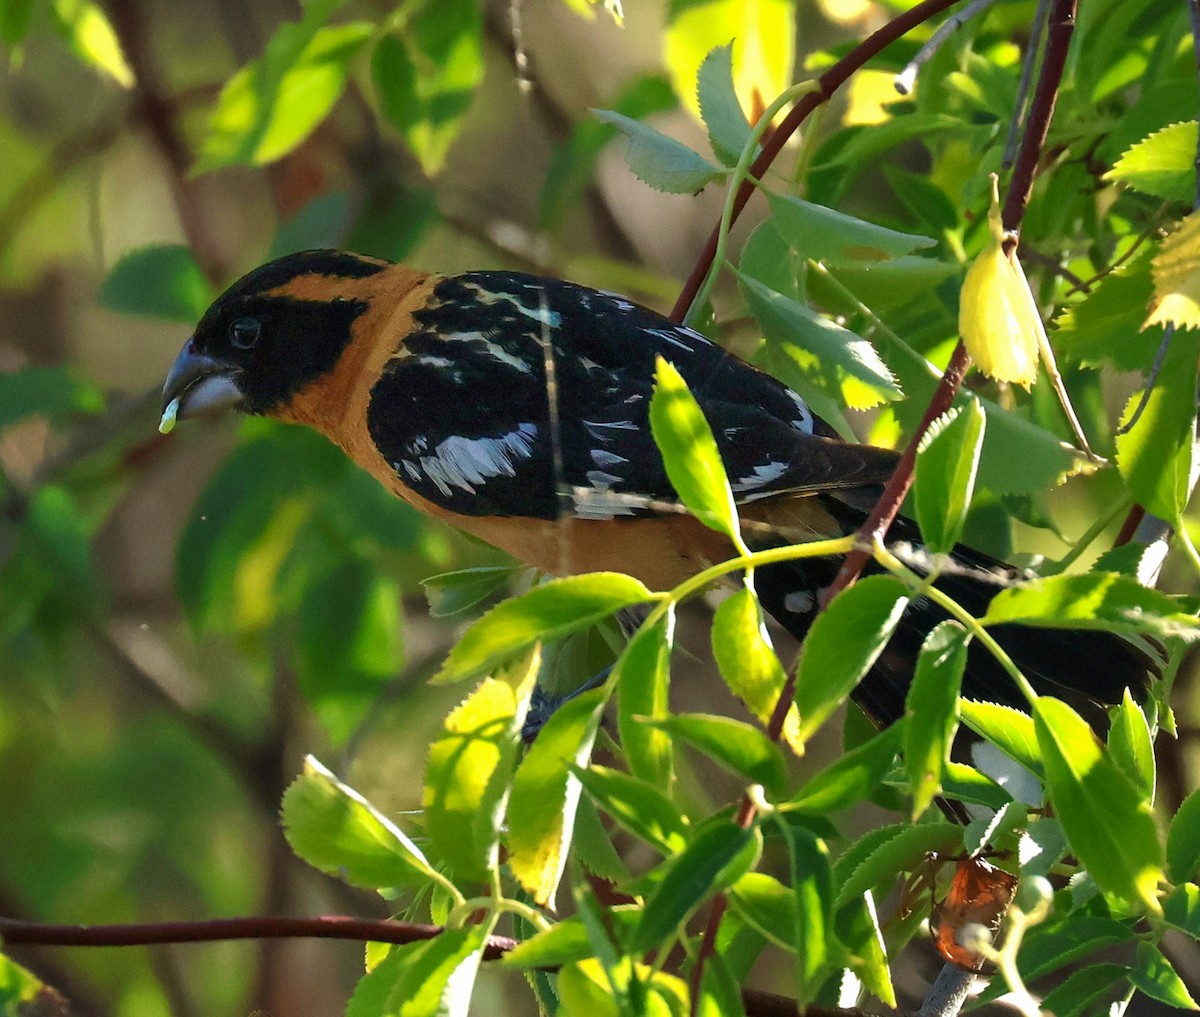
914, 405, 985, 554
424, 648, 538, 881
1106, 120, 1198, 203
1034, 697, 1164, 913
781, 821, 837, 1003
501, 909, 641, 969
1168, 788, 1200, 884
0, 366, 103, 431
1131, 942, 1198, 1009
960, 700, 1043, 777
433, 572, 652, 684
983, 572, 1200, 641
282, 756, 437, 889
1015, 916, 1137, 981
794, 576, 909, 747
728, 872, 797, 951
741, 273, 902, 411
99, 245, 215, 323
767, 192, 936, 265
346, 927, 486, 1017
1039, 962, 1131, 1017
835, 892, 895, 1008
371, 0, 484, 177
573, 764, 688, 854
508, 688, 604, 907
786, 723, 904, 814
615, 610, 674, 788
1053, 258, 1164, 371
652, 714, 788, 797
905, 622, 969, 819
1165, 883, 1200, 938
630, 818, 760, 954
1109, 688, 1155, 802
664, 0, 793, 124
696, 43, 753, 165
421, 566, 520, 617
711, 586, 801, 752
1116, 331, 1199, 520
835, 822, 961, 907
198, 0, 371, 171
1147, 211, 1200, 330
650, 357, 739, 539
592, 109, 725, 193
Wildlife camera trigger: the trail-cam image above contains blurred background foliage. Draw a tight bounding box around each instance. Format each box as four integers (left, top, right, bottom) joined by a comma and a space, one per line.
1, 0, 1199, 1013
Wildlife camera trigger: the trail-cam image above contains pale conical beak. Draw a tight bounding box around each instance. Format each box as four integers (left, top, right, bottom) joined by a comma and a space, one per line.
159, 339, 244, 434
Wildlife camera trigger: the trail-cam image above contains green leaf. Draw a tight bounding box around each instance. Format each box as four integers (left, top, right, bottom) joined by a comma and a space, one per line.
501, 909, 642, 969
346, 927, 486, 1017
711, 586, 799, 751
767, 192, 937, 265
0, 953, 43, 1014
573, 764, 688, 855
728, 872, 796, 951
960, 700, 1043, 778
50, 0, 132, 86
786, 723, 904, 814
99, 245, 215, 323
591, 109, 725, 193
1034, 697, 1164, 913
268, 192, 354, 258
198, 0, 372, 171
738, 220, 803, 301
983, 572, 1200, 642
0, 366, 103, 431
1168, 787, 1200, 884
835, 822, 961, 907
616, 610, 674, 789
1015, 915, 1137, 981
942, 761, 1013, 810
696, 43, 752, 165
508, 688, 604, 907
1130, 941, 1199, 1009
433, 572, 652, 684
780, 820, 837, 1003
371, 0, 484, 177
1165, 883, 1200, 938
630, 817, 760, 954
1106, 120, 1198, 203
741, 273, 903, 411
653, 714, 788, 797
424, 648, 538, 881
282, 755, 438, 889
650, 357, 739, 539
421, 566, 520, 617
904, 622, 968, 819
1039, 963, 1131, 1017
794, 576, 910, 747
1053, 259, 1163, 371
914, 404, 985, 554
834, 893, 895, 1008
1116, 331, 1200, 520
1109, 688, 1155, 802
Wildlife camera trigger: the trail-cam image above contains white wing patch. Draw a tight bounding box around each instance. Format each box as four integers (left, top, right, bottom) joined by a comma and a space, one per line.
443, 330, 535, 375
401, 423, 539, 496
732, 460, 789, 493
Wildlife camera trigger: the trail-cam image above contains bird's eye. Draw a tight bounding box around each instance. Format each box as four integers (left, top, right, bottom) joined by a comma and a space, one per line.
229, 317, 261, 349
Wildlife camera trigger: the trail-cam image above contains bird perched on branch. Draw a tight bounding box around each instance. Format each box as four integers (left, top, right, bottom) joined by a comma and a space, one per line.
160, 249, 1154, 734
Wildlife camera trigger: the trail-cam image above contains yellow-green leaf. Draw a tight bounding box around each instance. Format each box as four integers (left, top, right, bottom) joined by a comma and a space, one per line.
1146, 210, 1200, 331
1106, 121, 1198, 204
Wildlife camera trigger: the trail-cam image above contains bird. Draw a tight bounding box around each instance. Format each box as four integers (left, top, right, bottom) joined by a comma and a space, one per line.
159, 248, 1155, 744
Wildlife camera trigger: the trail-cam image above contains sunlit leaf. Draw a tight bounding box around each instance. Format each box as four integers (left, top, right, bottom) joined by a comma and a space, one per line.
786, 723, 904, 814
616, 610, 674, 788
960, 700, 1043, 777
51, 0, 132, 86
346, 927, 486, 1017
1147, 210, 1200, 330
835, 822, 961, 907
1130, 942, 1198, 1009
914, 404, 985, 554
782, 821, 837, 1003
433, 573, 652, 684
424, 648, 538, 881
1168, 787, 1200, 885
1109, 688, 1155, 803
696, 43, 753, 165
1106, 120, 1197, 204
728, 872, 796, 950
1034, 697, 1164, 913
501, 909, 641, 969
650, 357, 739, 539
421, 566, 520, 618
652, 714, 788, 796
573, 764, 688, 854
767, 193, 937, 265
282, 756, 438, 889
508, 689, 604, 907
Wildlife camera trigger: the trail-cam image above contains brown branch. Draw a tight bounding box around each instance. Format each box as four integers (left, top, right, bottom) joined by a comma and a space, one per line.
668, 0, 966, 324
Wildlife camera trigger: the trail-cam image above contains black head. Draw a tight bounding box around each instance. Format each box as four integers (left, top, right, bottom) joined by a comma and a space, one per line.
160, 250, 390, 430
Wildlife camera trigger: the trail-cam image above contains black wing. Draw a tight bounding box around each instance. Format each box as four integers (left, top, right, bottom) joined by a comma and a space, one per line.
366, 272, 899, 520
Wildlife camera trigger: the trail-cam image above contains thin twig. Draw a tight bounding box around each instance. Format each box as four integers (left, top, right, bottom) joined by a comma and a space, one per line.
1002, 0, 1052, 167
894, 0, 1002, 96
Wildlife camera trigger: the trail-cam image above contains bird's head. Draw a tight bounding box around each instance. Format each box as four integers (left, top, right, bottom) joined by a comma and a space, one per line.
159, 249, 391, 432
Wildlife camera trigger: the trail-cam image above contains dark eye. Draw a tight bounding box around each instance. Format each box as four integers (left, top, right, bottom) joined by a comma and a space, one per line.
229, 317, 261, 349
